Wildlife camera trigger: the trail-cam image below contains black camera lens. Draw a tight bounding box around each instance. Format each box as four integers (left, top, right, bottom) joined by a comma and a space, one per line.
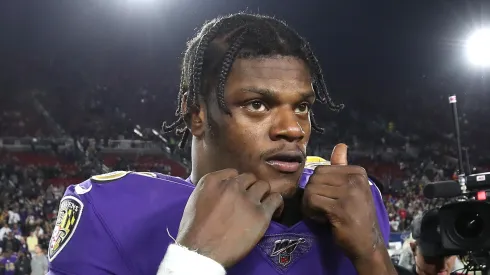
454, 212, 484, 239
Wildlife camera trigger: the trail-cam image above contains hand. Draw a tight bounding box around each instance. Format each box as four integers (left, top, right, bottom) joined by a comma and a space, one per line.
176, 169, 284, 268
302, 143, 383, 260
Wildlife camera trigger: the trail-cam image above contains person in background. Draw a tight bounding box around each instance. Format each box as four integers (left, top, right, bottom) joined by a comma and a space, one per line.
26, 231, 38, 254
2, 233, 20, 253
0, 224, 10, 240
14, 251, 31, 275
0, 250, 17, 275
31, 245, 48, 275
10, 224, 21, 240
398, 209, 464, 275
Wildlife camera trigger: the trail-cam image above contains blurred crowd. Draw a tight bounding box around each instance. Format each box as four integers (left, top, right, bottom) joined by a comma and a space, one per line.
0, 153, 59, 275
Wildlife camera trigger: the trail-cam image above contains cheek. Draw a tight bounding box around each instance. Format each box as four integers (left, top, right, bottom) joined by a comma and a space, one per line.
300, 122, 310, 150
224, 116, 268, 157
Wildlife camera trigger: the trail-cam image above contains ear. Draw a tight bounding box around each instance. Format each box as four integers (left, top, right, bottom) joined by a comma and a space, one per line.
181, 92, 206, 137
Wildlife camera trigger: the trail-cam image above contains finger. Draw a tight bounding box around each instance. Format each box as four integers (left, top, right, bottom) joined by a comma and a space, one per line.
306, 182, 344, 199
330, 143, 348, 166
262, 193, 284, 219
246, 180, 271, 202
210, 168, 240, 181
233, 173, 258, 190
308, 173, 347, 187
199, 168, 239, 187
314, 165, 366, 176
305, 193, 336, 214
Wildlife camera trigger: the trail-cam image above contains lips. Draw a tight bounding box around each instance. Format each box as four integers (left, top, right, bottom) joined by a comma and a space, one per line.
265, 151, 305, 173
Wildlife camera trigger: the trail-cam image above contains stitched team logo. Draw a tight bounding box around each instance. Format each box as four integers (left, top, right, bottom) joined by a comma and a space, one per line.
271, 238, 306, 266
48, 196, 84, 262
257, 233, 313, 273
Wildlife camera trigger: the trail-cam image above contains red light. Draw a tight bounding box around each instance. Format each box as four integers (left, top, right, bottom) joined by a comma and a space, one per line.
477, 191, 487, 201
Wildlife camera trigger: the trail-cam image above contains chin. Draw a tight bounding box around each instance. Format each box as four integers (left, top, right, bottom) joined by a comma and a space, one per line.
267, 176, 300, 198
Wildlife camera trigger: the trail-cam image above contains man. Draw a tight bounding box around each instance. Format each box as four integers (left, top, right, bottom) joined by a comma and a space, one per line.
14, 250, 31, 275
47, 13, 395, 274
31, 245, 48, 275
398, 210, 464, 275
2, 232, 20, 253
0, 250, 17, 275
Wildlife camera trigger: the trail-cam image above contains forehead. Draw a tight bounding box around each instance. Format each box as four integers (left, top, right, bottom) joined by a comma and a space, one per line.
225, 56, 312, 94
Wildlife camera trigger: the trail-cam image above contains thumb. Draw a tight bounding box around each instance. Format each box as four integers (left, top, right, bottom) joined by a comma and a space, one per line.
330, 143, 348, 166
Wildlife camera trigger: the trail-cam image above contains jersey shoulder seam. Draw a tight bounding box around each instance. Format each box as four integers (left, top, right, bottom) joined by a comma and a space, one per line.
90, 171, 194, 189
86, 194, 140, 275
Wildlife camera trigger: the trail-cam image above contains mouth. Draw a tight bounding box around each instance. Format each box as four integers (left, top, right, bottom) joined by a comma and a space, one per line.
265, 151, 305, 173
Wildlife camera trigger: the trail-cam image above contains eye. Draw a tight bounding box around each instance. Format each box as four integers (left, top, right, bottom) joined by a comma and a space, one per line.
245, 100, 268, 112
295, 103, 311, 114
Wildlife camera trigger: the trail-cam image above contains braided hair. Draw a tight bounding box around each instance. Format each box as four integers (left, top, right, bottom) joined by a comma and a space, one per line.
162, 13, 344, 149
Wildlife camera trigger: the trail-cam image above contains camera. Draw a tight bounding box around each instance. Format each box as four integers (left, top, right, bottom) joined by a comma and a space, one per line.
419, 95, 490, 273
424, 173, 490, 252
423, 173, 490, 272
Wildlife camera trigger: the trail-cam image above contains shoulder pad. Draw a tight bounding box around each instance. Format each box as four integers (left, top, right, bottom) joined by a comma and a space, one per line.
90, 171, 131, 183
305, 156, 331, 170
134, 172, 158, 178
89, 171, 162, 183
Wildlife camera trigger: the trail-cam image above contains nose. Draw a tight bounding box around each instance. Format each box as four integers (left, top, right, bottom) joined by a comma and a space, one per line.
269, 107, 305, 142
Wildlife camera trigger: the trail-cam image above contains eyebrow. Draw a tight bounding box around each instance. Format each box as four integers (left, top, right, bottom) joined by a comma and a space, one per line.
238, 87, 316, 101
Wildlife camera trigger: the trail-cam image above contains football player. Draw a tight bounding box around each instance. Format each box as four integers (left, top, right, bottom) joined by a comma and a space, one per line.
47, 13, 395, 275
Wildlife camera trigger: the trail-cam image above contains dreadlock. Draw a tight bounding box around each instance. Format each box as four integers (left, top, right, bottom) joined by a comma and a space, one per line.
162, 13, 344, 149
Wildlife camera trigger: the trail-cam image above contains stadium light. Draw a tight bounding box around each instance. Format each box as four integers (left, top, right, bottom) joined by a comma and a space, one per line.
465, 28, 490, 68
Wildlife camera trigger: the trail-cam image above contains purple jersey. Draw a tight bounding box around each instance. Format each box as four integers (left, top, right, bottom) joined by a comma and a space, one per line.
47, 158, 389, 275
1, 254, 18, 275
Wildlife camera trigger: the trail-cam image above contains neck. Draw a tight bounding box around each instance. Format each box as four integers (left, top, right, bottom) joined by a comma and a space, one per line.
274, 188, 304, 227
190, 138, 214, 185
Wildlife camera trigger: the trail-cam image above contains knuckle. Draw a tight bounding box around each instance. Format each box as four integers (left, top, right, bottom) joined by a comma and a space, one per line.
223, 181, 241, 197
349, 173, 367, 187
270, 192, 283, 204
204, 168, 237, 182
199, 173, 217, 186
226, 177, 242, 191
223, 168, 239, 177
350, 165, 367, 175
314, 165, 328, 173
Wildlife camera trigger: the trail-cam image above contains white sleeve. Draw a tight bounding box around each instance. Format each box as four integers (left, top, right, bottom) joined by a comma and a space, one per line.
157, 244, 226, 275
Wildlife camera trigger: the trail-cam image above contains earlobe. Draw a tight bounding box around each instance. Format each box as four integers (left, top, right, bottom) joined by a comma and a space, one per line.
181, 93, 205, 137
189, 108, 206, 137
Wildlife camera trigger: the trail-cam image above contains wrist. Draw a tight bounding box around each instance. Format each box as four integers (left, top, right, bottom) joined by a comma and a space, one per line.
158, 244, 226, 275
352, 247, 396, 275
177, 235, 225, 266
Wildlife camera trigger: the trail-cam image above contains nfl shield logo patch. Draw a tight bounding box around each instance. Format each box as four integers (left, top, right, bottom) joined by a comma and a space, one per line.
271, 238, 306, 266
258, 233, 313, 273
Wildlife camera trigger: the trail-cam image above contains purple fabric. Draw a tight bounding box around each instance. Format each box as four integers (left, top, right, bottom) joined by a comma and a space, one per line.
48, 169, 390, 275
